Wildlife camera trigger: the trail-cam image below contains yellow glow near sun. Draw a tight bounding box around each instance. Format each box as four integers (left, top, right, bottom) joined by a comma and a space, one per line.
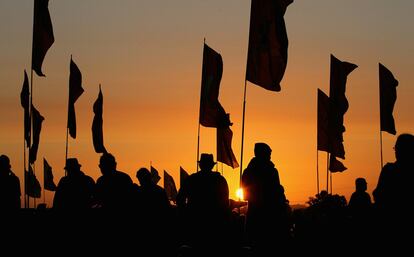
236, 188, 244, 201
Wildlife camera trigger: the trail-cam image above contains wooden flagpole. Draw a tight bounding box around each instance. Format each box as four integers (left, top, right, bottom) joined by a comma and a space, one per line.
239, 80, 248, 187
196, 38, 206, 172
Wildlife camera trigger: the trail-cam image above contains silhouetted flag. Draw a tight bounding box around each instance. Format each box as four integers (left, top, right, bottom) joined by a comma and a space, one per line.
67, 57, 84, 139
20, 70, 30, 146
317, 89, 330, 152
164, 170, 177, 201
32, 0, 55, 77
25, 166, 41, 198
29, 105, 44, 164
217, 126, 239, 168
180, 166, 189, 188
329, 155, 347, 173
199, 43, 230, 128
328, 54, 357, 159
92, 86, 107, 153
150, 166, 161, 185
379, 63, 398, 135
43, 158, 56, 191
246, 0, 293, 91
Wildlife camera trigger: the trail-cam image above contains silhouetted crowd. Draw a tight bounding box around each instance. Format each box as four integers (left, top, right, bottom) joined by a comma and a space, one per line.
1, 134, 413, 256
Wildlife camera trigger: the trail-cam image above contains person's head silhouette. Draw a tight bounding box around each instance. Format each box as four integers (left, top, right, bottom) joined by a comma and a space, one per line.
198, 153, 216, 171
99, 153, 117, 175
394, 133, 414, 165
64, 158, 82, 175
0, 155, 11, 175
136, 167, 152, 186
355, 177, 367, 192
254, 143, 272, 161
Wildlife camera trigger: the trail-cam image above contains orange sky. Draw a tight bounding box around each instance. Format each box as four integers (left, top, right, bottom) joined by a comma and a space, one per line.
0, 0, 413, 207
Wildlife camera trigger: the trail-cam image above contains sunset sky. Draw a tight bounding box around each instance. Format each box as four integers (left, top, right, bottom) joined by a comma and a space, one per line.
0, 0, 413, 207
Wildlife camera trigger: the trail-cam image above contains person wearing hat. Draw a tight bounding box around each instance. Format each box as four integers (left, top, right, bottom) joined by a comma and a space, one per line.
0, 155, 21, 210
241, 143, 289, 254
53, 158, 95, 210
176, 153, 231, 253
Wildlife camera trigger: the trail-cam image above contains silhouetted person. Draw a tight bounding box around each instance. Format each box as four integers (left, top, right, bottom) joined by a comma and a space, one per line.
348, 177, 372, 217
136, 167, 170, 214
176, 153, 231, 254
373, 134, 414, 227
53, 158, 95, 211
134, 167, 175, 254
242, 143, 289, 255
0, 155, 21, 211
95, 153, 134, 210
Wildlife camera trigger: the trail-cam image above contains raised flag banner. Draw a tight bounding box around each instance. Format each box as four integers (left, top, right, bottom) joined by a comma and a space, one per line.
317, 89, 330, 152
25, 166, 41, 198
328, 54, 357, 159
199, 43, 230, 128
68, 57, 84, 139
246, 0, 293, 91
150, 166, 161, 185
217, 126, 239, 168
329, 155, 347, 173
163, 170, 177, 201
92, 86, 107, 153
29, 105, 44, 164
180, 166, 189, 188
379, 63, 398, 135
43, 158, 56, 191
32, 0, 55, 77
20, 70, 30, 146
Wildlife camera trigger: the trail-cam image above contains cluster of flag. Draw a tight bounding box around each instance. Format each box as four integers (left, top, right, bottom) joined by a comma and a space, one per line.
317, 56, 399, 174
20, 0, 107, 204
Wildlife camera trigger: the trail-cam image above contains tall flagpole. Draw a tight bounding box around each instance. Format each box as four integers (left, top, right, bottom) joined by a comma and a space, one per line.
326, 152, 330, 192
239, 80, 248, 187
196, 38, 206, 172
316, 150, 320, 195
23, 111, 27, 208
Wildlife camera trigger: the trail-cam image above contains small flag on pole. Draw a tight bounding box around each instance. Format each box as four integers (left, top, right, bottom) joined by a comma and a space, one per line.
67, 57, 84, 139
217, 125, 239, 168
29, 105, 44, 164
317, 89, 330, 152
92, 85, 107, 153
43, 158, 56, 191
150, 166, 161, 185
163, 170, 177, 201
32, 0, 55, 77
180, 166, 189, 188
329, 155, 347, 173
20, 70, 30, 146
379, 63, 398, 135
26, 166, 41, 198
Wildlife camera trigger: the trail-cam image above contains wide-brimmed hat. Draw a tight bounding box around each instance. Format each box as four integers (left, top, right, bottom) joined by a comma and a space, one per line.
64, 158, 81, 170
198, 153, 216, 166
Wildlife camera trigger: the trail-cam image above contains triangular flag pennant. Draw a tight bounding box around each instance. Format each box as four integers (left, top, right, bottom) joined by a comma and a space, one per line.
163, 170, 177, 202
150, 166, 161, 185
379, 63, 398, 135
29, 105, 44, 164
43, 158, 56, 191
92, 85, 107, 153
67, 57, 84, 139
26, 166, 41, 198
20, 70, 30, 146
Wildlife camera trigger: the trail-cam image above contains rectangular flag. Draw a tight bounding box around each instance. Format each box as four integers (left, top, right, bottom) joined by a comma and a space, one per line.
246, 0, 293, 91
199, 43, 230, 128
68, 57, 84, 139
29, 105, 44, 164
150, 166, 161, 185
217, 126, 239, 168
180, 166, 189, 188
92, 85, 107, 153
317, 89, 330, 152
25, 166, 41, 198
163, 170, 177, 202
32, 0, 55, 77
20, 70, 30, 146
43, 158, 56, 191
379, 63, 398, 135
328, 54, 357, 159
